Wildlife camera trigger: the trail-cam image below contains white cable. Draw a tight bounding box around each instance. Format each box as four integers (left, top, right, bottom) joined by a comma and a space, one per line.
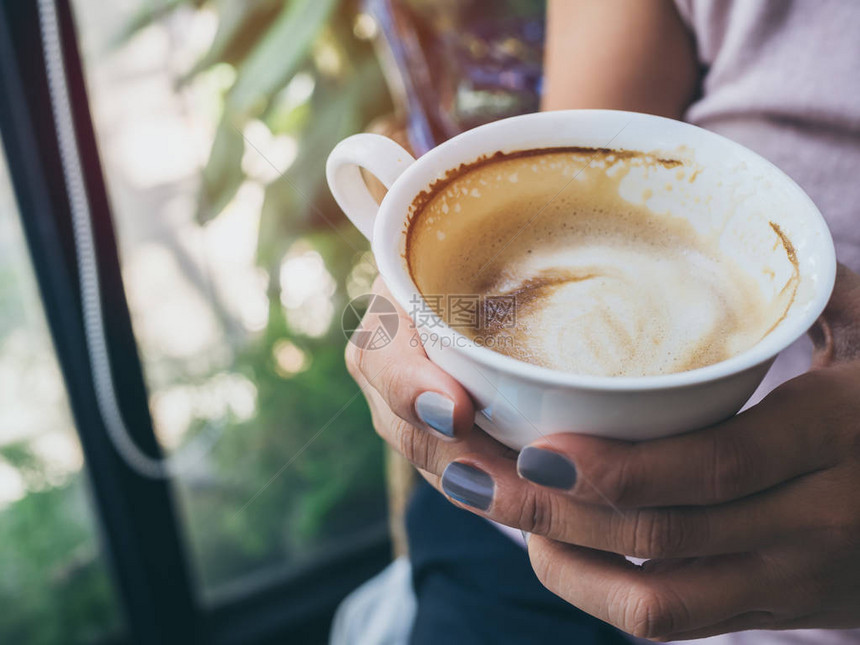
38, 0, 220, 478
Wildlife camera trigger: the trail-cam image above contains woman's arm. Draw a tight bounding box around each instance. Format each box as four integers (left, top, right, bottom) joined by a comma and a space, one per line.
542, 0, 698, 118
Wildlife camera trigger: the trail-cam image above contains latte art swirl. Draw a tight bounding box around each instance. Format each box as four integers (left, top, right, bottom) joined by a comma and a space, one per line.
407, 148, 791, 377
477, 248, 757, 377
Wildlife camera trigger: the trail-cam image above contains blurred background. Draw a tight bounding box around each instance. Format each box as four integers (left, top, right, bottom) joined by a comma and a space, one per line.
0, 0, 543, 642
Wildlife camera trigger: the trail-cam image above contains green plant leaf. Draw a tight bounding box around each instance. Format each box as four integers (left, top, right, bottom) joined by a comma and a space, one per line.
226, 0, 339, 118
196, 116, 245, 224
182, 0, 285, 81
255, 59, 388, 268
255, 91, 356, 265
264, 88, 313, 135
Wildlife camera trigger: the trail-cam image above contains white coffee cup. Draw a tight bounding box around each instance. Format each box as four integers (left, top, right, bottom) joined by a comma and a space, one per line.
326, 110, 836, 450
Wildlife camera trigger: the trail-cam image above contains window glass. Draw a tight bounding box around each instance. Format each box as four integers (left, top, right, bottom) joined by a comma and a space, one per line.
70, 0, 390, 596
0, 136, 124, 642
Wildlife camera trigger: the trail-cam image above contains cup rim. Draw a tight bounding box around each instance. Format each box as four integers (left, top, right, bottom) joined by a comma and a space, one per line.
374, 110, 837, 392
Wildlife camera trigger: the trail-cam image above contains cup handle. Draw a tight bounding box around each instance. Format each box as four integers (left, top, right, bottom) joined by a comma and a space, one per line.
326, 134, 416, 240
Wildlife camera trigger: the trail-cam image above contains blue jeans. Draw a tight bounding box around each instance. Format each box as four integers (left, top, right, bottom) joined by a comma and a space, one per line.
406, 480, 630, 644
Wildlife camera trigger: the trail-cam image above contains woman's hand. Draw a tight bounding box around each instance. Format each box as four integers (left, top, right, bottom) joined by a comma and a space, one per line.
344, 276, 519, 496
470, 265, 860, 640
512, 265, 860, 640
346, 266, 860, 640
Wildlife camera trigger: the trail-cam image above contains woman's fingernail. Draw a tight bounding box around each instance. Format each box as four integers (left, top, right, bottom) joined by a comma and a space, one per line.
520, 530, 531, 544
415, 391, 455, 437
441, 462, 494, 510
517, 447, 577, 490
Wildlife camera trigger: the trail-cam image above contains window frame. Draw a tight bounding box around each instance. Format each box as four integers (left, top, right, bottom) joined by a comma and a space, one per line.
0, 1, 390, 643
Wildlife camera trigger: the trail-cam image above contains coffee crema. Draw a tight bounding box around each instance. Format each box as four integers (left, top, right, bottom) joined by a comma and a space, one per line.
406, 147, 792, 377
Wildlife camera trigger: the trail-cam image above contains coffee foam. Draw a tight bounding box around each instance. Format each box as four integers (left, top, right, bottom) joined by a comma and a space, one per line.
407, 148, 793, 377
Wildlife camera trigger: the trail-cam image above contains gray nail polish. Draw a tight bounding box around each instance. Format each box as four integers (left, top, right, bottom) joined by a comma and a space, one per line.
441, 462, 494, 510
415, 391, 455, 437
517, 447, 577, 490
